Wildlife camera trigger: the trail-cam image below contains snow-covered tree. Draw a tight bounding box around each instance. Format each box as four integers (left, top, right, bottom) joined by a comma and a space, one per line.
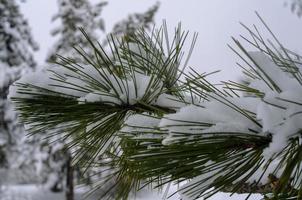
109, 2, 159, 39
0, 0, 40, 183
40, 1, 108, 196
290, 0, 302, 16
47, 0, 107, 63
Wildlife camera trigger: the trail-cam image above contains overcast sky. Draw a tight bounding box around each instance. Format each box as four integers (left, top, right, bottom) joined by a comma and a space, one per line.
20, 0, 302, 83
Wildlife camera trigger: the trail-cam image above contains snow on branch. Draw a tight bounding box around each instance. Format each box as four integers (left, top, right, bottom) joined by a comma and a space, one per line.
9, 19, 302, 199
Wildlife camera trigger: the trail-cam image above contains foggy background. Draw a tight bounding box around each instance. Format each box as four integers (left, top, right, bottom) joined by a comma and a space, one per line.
21, 0, 302, 82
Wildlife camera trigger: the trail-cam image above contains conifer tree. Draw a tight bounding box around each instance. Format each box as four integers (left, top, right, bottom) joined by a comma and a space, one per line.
47, 0, 107, 63
110, 2, 159, 39
42, 0, 108, 196
290, 0, 302, 16
0, 0, 39, 183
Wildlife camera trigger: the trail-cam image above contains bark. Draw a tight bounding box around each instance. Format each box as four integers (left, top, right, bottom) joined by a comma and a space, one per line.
65, 155, 74, 200
221, 175, 297, 198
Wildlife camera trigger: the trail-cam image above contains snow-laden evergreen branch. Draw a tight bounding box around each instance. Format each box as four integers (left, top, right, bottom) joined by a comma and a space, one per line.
9, 18, 302, 200
0, 0, 43, 186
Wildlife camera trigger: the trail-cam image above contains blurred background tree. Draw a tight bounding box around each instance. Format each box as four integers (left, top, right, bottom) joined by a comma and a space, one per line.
289, 0, 302, 16
0, 0, 41, 185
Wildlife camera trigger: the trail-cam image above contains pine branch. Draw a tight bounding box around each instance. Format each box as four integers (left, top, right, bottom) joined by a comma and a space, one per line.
9, 17, 302, 200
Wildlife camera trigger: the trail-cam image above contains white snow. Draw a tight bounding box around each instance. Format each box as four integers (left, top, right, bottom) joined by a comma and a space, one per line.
0, 184, 262, 200
122, 113, 161, 134
10, 64, 164, 108
158, 52, 302, 186
248, 52, 299, 92
160, 96, 261, 145
155, 93, 189, 110
0, 63, 21, 90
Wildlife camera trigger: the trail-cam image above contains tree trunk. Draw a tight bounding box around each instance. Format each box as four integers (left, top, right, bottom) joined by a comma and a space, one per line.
65, 155, 74, 200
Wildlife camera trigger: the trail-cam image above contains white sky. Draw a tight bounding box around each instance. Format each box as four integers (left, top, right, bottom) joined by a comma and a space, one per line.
20, 0, 302, 83
18, 1, 302, 199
